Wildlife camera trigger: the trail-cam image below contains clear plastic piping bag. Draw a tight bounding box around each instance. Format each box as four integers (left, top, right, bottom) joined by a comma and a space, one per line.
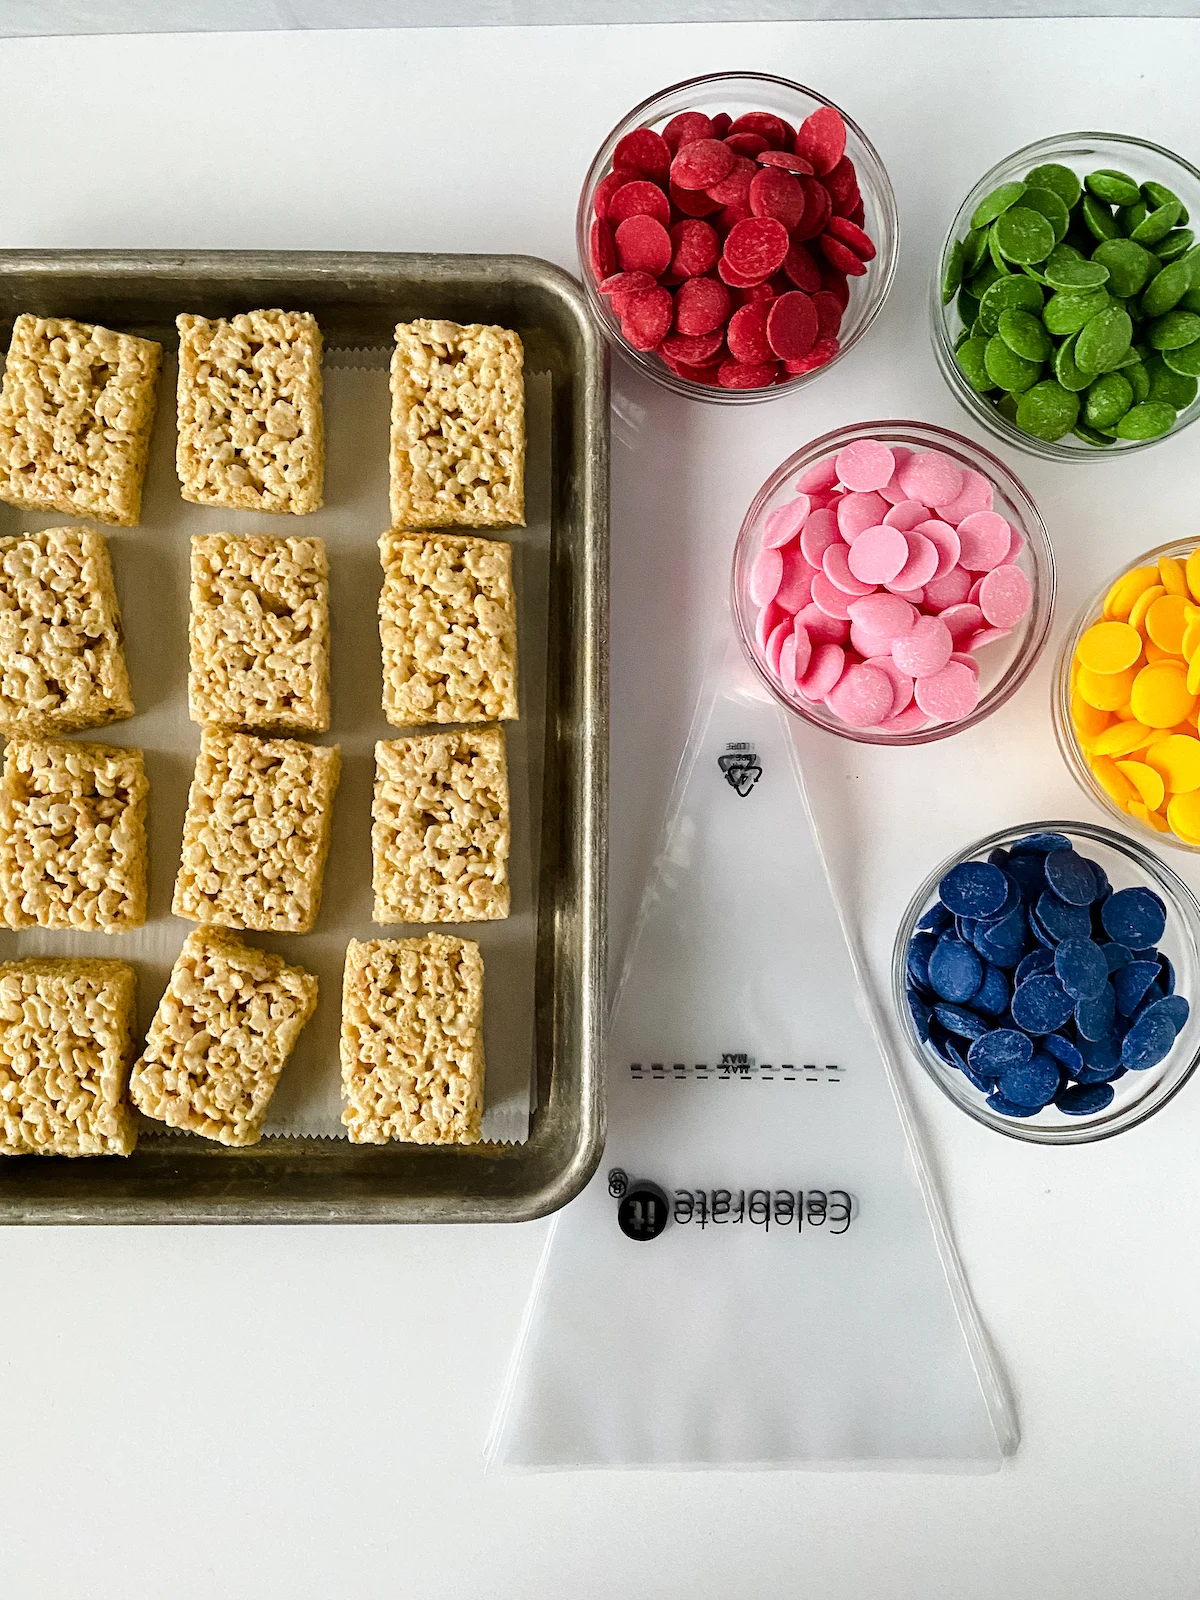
488, 642, 1018, 1471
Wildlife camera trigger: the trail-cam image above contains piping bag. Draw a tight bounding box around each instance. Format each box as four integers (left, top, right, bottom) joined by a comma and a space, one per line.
488, 642, 1016, 1469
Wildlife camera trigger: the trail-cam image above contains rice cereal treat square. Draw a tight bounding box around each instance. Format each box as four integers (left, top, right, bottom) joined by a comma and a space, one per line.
189, 533, 330, 732
172, 730, 340, 935
0, 314, 162, 527
372, 727, 510, 924
340, 934, 485, 1146
378, 531, 518, 726
130, 926, 317, 1147
0, 957, 138, 1157
176, 310, 323, 515
0, 739, 148, 933
0, 526, 134, 737
390, 320, 524, 529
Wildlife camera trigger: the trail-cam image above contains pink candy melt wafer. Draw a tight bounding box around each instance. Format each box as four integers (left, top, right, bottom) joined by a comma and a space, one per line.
913, 519, 960, 579
822, 543, 877, 596
800, 508, 841, 566
923, 565, 972, 610
892, 614, 953, 677
891, 530, 939, 590
866, 654, 915, 716
955, 511, 1012, 572
755, 598, 785, 652
837, 490, 890, 542
778, 632, 799, 695
939, 602, 984, 643
826, 663, 894, 726
834, 439, 895, 493
882, 500, 932, 532
749, 546, 784, 605
846, 524, 908, 585
876, 703, 930, 734
791, 621, 814, 680
797, 642, 846, 700
797, 458, 839, 494
775, 546, 815, 613
968, 625, 1011, 650
762, 495, 811, 548
765, 618, 792, 675
979, 564, 1032, 628
935, 467, 993, 525
897, 449, 963, 508
914, 660, 980, 721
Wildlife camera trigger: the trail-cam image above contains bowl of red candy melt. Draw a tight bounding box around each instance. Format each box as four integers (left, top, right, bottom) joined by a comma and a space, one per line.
731, 422, 1057, 741
577, 72, 898, 401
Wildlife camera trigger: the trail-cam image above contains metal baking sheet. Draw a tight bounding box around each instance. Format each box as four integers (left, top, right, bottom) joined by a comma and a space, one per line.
0, 249, 608, 1223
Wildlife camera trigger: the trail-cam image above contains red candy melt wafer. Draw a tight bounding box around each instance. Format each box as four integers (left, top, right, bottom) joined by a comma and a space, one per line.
758, 150, 814, 174
718, 358, 780, 388
621, 287, 673, 351
749, 168, 806, 231
826, 215, 876, 262
723, 216, 790, 281
615, 215, 672, 275
668, 219, 720, 278
613, 126, 671, 181
706, 155, 755, 206
782, 241, 822, 293
727, 300, 774, 364
609, 180, 672, 228
674, 275, 731, 335
662, 111, 714, 152
766, 292, 818, 360
590, 219, 616, 279
729, 110, 793, 149
659, 328, 726, 364
819, 233, 868, 277
793, 177, 832, 242
671, 137, 735, 191
794, 106, 846, 176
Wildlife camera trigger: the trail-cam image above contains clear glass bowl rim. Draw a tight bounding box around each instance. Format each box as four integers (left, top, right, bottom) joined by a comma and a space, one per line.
891, 817, 1200, 1144
730, 418, 1057, 745
930, 129, 1200, 462
575, 69, 900, 406
1053, 535, 1200, 853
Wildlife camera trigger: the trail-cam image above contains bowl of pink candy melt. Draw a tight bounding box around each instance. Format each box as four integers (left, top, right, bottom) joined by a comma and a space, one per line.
731, 421, 1056, 743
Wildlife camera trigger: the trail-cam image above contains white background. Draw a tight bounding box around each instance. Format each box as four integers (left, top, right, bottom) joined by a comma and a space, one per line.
2, 17, 1200, 1598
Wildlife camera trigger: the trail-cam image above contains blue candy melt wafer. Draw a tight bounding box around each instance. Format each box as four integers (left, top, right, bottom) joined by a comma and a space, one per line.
1054, 936, 1108, 999
1035, 890, 1092, 943
1103, 941, 1133, 974
1075, 983, 1117, 1041
1045, 848, 1100, 906
974, 905, 1028, 967
1041, 1031, 1084, 1077
1139, 994, 1189, 1034
1004, 852, 1048, 900
973, 963, 1011, 1016
1121, 1010, 1177, 1070
1000, 1049, 1062, 1108
985, 1092, 1040, 1117
928, 935, 983, 1003
933, 1003, 989, 1041
1015, 948, 1054, 983
906, 987, 932, 1041
967, 1027, 1033, 1074
963, 1062, 998, 1093
1012, 832, 1071, 855
1159, 954, 1176, 995
1112, 959, 1161, 1017
906, 931, 937, 989
1056, 1082, 1116, 1116
939, 860, 1010, 917
1101, 886, 1167, 948
1011, 972, 1075, 1033
917, 902, 953, 934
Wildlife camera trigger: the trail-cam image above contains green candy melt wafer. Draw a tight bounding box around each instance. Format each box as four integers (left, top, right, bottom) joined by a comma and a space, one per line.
971, 181, 1027, 230
984, 334, 1042, 392
1015, 380, 1080, 440
998, 307, 1053, 362
1147, 310, 1200, 350
1022, 186, 1072, 244
955, 337, 995, 392
1116, 402, 1177, 439
1163, 340, 1200, 379
1090, 237, 1156, 297
1044, 287, 1112, 336
993, 206, 1056, 265
1075, 305, 1134, 372
1054, 332, 1093, 392
1086, 169, 1142, 207
1025, 163, 1082, 209
942, 240, 965, 305
1084, 372, 1135, 428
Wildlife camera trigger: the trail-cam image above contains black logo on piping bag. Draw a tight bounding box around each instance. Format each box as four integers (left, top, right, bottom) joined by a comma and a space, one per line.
718, 746, 761, 796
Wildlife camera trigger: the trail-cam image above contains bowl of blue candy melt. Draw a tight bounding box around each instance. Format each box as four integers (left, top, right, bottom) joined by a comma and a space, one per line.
893, 820, 1200, 1142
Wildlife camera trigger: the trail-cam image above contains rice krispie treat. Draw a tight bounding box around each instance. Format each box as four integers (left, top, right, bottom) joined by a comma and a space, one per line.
378, 530, 518, 726
0, 957, 137, 1157
390, 320, 524, 529
189, 533, 330, 732
0, 739, 148, 933
340, 934, 485, 1145
0, 314, 162, 527
176, 309, 323, 515
0, 526, 134, 737
372, 728, 510, 924
172, 730, 340, 934
130, 926, 317, 1147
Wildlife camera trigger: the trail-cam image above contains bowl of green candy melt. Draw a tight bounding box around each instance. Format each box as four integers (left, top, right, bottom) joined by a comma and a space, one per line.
932, 132, 1200, 459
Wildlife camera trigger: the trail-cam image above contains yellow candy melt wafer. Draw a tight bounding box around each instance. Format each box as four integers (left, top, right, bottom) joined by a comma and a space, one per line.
1115, 759, 1166, 810
1077, 665, 1137, 711
1129, 584, 1167, 635
1104, 565, 1160, 619
1076, 619, 1143, 674
1188, 549, 1200, 603
1130, 662, 1196, 728
1071, 694, 1111, 740
1159, 555, 1188, 597
1167, 789, 1200, 841
1092, 720, 1153, 757
1088, 754, 1137, 807
1146, 593, 1189, 655
1145, 734, 1200, 794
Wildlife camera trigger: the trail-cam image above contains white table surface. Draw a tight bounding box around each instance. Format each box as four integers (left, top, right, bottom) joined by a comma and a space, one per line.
3, 17, 1200, 1597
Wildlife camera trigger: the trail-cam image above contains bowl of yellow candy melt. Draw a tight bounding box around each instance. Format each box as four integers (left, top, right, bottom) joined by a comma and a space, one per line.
1055, 541, 1200, 849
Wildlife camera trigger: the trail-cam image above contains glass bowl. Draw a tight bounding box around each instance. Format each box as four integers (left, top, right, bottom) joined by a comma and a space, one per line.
1054, 536, 1200, 851
893, 820, 1200, 1144
576, 70, 898, 404
932, 131, 1200, 460
731, 420, 1056, 745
